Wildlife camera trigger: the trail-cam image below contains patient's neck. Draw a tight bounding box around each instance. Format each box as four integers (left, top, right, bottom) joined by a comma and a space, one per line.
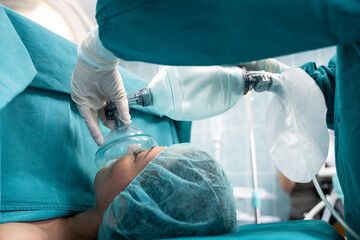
64, 205, 104, 240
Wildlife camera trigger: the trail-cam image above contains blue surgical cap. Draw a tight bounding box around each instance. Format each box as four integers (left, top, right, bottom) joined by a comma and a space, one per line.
98, 143, 237, 239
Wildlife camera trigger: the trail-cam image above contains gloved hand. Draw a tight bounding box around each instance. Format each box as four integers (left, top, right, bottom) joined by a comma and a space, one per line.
238, 58, 290, 74
71, 27, 131, 146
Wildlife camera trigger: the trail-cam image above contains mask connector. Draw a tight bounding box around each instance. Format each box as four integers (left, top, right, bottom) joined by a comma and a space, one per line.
105, 88, 153, 121
127, 87, 153, 107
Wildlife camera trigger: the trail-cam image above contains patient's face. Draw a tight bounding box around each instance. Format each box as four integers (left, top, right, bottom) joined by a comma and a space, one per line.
94, 146, 166, 210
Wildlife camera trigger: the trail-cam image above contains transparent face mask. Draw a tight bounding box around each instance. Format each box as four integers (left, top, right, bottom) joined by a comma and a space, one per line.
94, 101, 157, 168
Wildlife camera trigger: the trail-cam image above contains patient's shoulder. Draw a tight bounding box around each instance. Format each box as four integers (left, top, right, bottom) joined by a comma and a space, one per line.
0, 222, 47, 240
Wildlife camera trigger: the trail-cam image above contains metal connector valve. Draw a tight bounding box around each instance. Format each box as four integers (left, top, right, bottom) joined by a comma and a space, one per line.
244, 70, 273, 95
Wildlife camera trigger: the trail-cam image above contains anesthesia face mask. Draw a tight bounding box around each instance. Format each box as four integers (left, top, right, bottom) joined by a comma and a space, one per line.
94, 101, 158, 168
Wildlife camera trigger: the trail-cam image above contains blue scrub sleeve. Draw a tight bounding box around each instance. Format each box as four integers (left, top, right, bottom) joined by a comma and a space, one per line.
300, 56, 336, 130
95, 0, 360, 65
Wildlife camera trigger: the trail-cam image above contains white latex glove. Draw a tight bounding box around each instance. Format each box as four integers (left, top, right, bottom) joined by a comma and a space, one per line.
71, 27, 131, 146
239, 58, 290, 74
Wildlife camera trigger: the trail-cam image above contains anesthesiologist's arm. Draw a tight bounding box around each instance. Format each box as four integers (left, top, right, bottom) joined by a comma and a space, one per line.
71, 26, 131, 146
95, 0, 360, 65
299, 56, 336, 130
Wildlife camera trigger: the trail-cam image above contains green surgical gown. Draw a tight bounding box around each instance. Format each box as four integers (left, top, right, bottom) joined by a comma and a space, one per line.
95, 0, 360, 238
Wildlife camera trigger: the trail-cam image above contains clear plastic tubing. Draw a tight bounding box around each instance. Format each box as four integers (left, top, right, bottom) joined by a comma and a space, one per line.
128, 66, 246, 121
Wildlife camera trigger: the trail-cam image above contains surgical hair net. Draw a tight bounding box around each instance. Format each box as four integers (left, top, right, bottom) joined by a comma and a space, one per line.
98, 143, 238, 239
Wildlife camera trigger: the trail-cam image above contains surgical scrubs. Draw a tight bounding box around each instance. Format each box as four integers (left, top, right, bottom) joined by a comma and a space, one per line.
95, 0, 360, 238
0, 5, 190, 223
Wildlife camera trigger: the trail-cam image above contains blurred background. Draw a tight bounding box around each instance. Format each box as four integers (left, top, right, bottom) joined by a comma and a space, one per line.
1, 0, 336, 225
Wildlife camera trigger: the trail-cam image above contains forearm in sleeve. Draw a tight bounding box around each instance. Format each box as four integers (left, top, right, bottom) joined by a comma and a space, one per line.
300, 56, 336, 129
